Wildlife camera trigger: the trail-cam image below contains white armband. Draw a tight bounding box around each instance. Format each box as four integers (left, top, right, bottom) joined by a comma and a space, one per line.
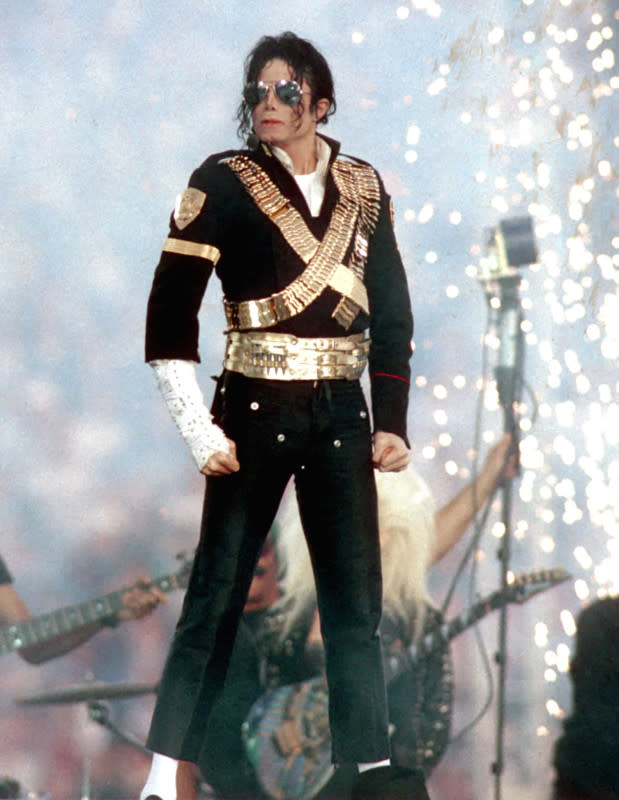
149, 359, 230, 472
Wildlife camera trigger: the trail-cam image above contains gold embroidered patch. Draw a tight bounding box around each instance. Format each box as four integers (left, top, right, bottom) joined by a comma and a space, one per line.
173, 188, 206, 230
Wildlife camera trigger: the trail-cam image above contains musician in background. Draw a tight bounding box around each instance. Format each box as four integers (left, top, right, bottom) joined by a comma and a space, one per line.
0, 553, 166, 664
175, 432, 517, 799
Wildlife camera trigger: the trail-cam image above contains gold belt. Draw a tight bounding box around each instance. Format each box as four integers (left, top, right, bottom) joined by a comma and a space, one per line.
224, 331, 370, 381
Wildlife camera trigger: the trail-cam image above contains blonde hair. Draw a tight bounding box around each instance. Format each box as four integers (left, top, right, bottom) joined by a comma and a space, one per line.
275, 465, 436, 641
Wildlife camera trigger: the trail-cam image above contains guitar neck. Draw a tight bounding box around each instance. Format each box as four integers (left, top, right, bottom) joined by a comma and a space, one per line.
0, 569, 185, 657
384, 569, 569, 685
384, 596, 494, 685
440, 598, 495, 645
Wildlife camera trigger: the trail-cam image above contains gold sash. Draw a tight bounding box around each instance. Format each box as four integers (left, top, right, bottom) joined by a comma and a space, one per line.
222, 155, 381, 330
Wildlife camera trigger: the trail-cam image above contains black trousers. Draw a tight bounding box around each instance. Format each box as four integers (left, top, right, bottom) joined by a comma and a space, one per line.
146, 372, 390, 764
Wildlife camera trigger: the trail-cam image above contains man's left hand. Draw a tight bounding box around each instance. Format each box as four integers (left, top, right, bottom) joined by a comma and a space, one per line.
117, 576, 168, 622
372, 431, 409, 472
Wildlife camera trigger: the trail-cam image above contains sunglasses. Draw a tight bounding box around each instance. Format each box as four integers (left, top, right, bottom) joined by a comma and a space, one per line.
243, 79, 303, 108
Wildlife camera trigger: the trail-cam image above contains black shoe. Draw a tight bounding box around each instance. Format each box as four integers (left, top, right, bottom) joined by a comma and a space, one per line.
351, 765, 430, 800
0, 776, 23, 800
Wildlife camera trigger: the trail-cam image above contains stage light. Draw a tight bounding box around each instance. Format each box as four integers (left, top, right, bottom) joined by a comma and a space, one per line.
477, 215, 538, 286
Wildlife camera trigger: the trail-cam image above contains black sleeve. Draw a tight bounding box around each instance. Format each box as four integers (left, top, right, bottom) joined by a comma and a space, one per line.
365, 182, 413, 442
145, 160, 228, 363
0, 555, 14, 586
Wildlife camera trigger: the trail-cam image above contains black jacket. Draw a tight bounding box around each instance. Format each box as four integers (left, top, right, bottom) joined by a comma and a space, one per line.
145, 135, 413, 440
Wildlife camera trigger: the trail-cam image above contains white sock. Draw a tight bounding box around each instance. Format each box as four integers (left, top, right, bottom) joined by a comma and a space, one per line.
139, 752, 179, 800
357, 758, 391, 773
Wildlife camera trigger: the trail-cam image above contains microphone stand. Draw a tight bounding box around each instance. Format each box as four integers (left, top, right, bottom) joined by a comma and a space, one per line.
490, 274, 525, 800
477, 214, 536, 799
87, 699, 151, 755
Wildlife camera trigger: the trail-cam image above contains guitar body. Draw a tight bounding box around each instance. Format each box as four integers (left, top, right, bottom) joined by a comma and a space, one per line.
242, 608, 454, 800
242, 568, 569, 800
242, 676, 334, 800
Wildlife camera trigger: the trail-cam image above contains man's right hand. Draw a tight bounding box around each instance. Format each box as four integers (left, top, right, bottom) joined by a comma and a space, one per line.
202, 439, 240, 476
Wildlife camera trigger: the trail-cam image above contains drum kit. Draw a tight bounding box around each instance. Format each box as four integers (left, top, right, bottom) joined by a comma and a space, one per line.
5, 681, 158, 799
17, 679, 157, 707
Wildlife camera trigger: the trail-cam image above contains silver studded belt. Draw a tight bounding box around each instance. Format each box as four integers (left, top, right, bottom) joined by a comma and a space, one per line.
224, 331, 370, 381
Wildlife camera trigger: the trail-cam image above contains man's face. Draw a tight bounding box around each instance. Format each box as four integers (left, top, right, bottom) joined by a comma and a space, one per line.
244, 540, 279, 612
251, 58, 319, 154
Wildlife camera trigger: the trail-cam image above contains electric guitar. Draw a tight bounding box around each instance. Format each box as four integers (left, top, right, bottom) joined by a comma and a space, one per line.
0, 557, 192, 657
242, 567, 570, 800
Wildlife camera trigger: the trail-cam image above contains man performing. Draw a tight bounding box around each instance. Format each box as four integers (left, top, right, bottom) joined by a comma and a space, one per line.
141, 31, 422, 800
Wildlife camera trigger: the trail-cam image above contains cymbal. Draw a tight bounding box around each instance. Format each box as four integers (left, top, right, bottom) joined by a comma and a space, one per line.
16, 681, 158, 705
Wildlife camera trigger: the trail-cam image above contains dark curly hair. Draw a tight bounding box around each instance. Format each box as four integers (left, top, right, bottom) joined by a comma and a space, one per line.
236, 31, 336, 141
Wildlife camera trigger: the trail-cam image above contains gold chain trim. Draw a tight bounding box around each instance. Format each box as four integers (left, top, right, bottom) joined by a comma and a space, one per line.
330, 160, 381, 327
222, 155, 380, 330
